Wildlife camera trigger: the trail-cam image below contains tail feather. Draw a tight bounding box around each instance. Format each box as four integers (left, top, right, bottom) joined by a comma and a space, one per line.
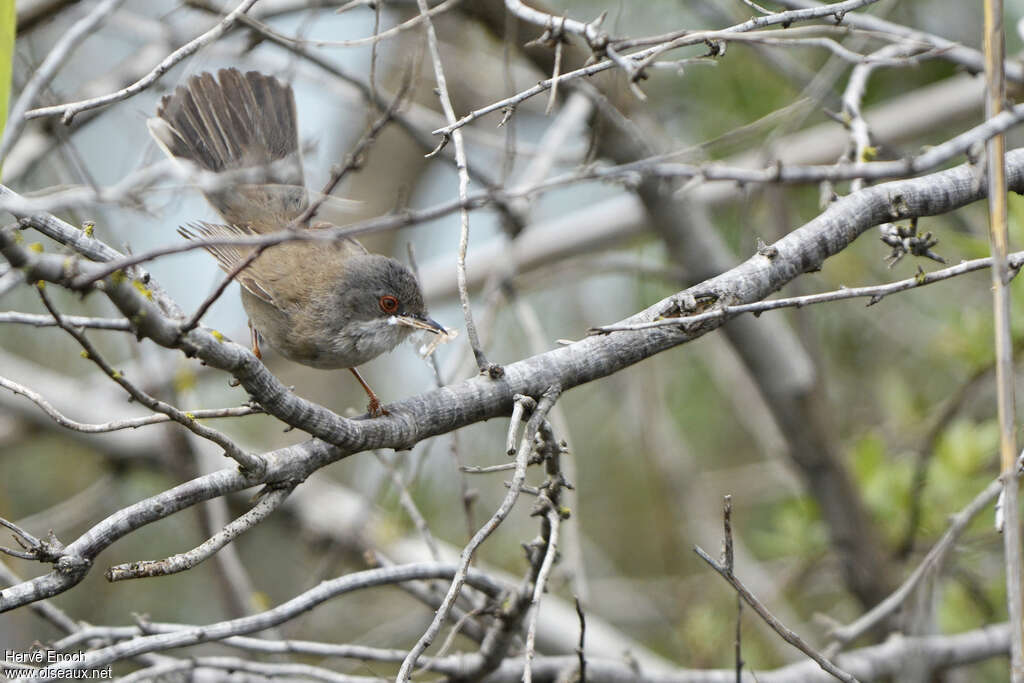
150, 69, 307, 229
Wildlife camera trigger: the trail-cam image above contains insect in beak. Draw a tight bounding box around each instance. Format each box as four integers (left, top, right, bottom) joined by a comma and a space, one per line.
393, 314, 447, 335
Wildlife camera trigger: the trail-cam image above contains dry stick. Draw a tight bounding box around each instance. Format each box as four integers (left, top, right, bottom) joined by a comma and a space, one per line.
396, 386, 561, 682
424, 605, 487, 666
214, 0, 461, 49
117, 656, 379, 683
694, 544, 860, 683
574, 597, 586, 683
106, 487, 293, 581
462, 462, 517, 473
771, 0, 1024, 83
35, 286, 263, 474
415, 0, 495, 376
840, 43, 918, 194
15, 76, 1018, 222
511, 298, 588, 601
0, 517, 51, 561
0, 0, 127, 162
33, 563, 506, 675
523, 507, 561, 683
55, 621, 453, 671
0, 312, 131, 329
506, 394, 534, 455
505, 0, 643, 99
293, 73, 413, 229
723, 495, 743, 683
592, 250, 1024, 334
368, 0, 382, 108
433, 0, 882, 137
0, 376, 257, 433
982, 1, 1024, 679
177, 245, 267, 338
25, 0, 260, 124
0, 185, 183, 318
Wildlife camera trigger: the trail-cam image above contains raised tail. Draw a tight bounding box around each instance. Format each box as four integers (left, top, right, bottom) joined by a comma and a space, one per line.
149, 68, 308, 230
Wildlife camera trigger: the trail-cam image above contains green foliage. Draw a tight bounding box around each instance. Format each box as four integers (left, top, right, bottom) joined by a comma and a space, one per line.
850, 432, 913, 538
748, 496, 828, 561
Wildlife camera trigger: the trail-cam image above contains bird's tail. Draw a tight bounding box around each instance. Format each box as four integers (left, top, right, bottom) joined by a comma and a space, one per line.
148, 68, 308, 230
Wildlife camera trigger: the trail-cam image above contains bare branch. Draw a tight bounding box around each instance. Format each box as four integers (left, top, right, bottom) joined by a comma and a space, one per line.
35, 286, 262, 474
106, 487, 293, 582
397, 386, 561, 681
24, 0, 259, 124
0, 375, 258, 433
695, 543, 859, 683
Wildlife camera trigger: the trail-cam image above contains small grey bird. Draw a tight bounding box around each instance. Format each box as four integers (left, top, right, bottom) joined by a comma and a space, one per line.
148, 68, 444, 416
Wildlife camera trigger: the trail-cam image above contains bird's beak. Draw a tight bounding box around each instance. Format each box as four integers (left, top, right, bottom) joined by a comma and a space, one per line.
394, 314, 447, 335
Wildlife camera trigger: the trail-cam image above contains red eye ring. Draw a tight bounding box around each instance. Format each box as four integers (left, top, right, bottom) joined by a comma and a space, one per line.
379, 295, 399, 314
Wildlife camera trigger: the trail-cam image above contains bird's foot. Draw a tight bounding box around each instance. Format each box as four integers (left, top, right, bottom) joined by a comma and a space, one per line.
367, 396, 390, 418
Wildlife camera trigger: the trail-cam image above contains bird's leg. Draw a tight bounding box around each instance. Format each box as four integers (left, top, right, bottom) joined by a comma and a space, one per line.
229, 320, 263, 388
249, 320, 262, 360
349, 367, 388, 417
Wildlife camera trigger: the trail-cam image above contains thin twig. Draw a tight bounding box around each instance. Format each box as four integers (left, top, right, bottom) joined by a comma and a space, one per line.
523, 506, 561, 683
0, 311, 131, 329
416, 0, 497, 376
1, 376, 258, 433
177, 246, 268, 338
32, 563, 506, 674
695, 544, 860, 683
723, 496, 743, 683
240, 0, 461, 49
292, 73, 413, 228
592, 251, 1024, 334
433, 0, 882, 137
575, 596, 587, 683
0, 0, 126, 161
461, 463, 518, 474
106, 487, 293, 581
25, 0, 259, 124
35, 286, 263, 474
396, 386, 561, 682
507, 394, 535, 455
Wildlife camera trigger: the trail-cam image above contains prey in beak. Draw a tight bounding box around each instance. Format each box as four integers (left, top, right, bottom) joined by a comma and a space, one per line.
390, 314, 457, 358
393, 314, 447, 335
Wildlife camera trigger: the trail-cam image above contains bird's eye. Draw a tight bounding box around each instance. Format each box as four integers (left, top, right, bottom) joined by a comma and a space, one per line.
379, 295, 399, 314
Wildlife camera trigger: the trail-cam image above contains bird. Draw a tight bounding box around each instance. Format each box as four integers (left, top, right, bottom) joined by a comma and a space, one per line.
148, 68, 445, 416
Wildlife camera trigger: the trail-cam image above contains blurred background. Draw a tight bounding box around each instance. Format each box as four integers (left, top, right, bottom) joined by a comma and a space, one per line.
3, 0, 1024, 679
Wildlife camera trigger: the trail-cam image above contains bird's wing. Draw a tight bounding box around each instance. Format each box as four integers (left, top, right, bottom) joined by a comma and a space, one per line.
178, 222, 274, 304
179, 222, 368, 308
